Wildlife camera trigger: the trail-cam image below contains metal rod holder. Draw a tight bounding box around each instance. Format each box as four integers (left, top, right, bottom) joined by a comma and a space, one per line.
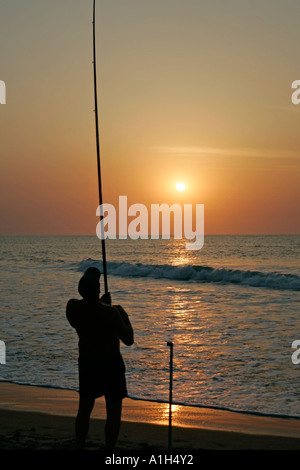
167, 341, 173, 450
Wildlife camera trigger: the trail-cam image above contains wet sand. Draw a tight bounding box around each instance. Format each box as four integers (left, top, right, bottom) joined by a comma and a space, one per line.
1, 382, 300, 451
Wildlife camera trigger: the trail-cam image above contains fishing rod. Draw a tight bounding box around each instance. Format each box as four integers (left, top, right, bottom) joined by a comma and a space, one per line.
93, 0, 108, 294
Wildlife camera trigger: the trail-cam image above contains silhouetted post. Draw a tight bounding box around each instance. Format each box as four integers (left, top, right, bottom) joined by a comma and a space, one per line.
167, 341, 173, 450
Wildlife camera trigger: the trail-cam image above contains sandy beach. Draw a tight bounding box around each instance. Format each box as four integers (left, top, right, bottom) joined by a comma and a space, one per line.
1, 382, 300, 451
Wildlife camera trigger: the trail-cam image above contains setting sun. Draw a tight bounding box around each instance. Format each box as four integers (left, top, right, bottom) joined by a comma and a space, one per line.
176, 182, 186, 192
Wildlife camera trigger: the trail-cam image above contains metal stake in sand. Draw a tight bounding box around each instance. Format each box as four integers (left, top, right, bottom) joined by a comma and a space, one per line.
93, 0, 108, 294
167, 341, 173, 450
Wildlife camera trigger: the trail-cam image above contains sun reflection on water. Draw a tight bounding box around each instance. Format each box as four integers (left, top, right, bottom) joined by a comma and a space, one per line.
159, 403, 182, 426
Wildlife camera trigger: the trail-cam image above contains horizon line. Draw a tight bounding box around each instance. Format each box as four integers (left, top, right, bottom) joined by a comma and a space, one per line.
0, 233, 299, 237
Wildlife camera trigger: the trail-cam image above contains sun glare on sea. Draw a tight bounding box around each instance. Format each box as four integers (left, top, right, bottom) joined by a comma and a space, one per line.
176, 182, 186, 192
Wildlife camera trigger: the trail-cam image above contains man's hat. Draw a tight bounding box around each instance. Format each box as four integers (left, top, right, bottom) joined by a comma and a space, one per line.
78, 267, 101, 299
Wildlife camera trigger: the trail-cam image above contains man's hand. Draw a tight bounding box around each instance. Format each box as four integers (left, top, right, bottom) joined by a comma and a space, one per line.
100, 292, 111, 305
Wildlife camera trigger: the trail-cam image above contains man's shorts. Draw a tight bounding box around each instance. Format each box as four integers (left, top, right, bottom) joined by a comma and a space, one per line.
78, 354, 128, 403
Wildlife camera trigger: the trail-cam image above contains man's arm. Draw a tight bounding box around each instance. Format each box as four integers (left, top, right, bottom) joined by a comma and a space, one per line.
111, 305, 134, 346
66, 299, 79, 328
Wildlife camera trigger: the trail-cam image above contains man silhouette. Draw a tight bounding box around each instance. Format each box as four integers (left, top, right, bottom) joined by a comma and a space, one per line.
66, 267, 134, 449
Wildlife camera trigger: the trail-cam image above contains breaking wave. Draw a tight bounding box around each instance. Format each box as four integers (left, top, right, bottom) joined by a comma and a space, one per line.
77, 258, 300, 291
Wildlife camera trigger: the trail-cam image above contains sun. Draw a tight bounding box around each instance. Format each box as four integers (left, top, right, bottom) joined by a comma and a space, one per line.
176, 182, 186, 192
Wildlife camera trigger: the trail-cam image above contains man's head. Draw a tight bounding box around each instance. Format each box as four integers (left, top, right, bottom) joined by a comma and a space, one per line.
78, 267, 101, 300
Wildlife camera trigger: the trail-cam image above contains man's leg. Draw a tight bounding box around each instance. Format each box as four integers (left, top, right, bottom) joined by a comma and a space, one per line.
75, 395, 95, 449
105, 398, 122, 449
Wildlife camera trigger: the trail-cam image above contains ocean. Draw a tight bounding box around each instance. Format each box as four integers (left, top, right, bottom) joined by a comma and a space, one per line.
0, 235, 300, 418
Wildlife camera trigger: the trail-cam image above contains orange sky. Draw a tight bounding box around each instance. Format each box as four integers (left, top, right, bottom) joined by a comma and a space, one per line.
0, 0, 300, 235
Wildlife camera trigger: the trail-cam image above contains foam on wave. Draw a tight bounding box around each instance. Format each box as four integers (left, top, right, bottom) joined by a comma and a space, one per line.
77, 258, 300, 291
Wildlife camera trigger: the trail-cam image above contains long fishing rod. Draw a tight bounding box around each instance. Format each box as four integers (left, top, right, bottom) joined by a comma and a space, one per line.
93, 0, 108, 294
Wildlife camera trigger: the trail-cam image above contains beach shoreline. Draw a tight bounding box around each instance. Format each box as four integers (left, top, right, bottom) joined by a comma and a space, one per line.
1, 382, 300, 450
